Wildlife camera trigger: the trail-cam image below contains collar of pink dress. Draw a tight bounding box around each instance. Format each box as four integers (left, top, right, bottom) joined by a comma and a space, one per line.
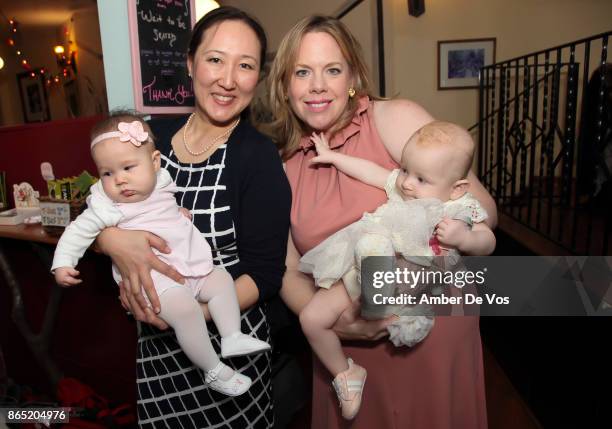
298, 96, 370, 152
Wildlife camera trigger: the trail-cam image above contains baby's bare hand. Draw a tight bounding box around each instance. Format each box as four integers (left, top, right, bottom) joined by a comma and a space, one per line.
54, 267, 83, 287
309, 132, 336, 164
435, 218, 470, 248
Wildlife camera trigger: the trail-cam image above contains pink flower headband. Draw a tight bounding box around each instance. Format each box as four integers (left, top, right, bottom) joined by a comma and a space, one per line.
90, 121, 151, 149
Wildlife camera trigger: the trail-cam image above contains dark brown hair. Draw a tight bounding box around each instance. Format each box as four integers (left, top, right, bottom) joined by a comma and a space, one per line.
188, 6, 267, 69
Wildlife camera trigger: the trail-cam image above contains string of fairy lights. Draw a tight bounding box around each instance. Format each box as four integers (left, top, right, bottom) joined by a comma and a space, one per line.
0, 1, 219, 79
3, 15, 75, 86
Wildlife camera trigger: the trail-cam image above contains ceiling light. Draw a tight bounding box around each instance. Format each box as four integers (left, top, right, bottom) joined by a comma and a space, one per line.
195, 0, 220, 21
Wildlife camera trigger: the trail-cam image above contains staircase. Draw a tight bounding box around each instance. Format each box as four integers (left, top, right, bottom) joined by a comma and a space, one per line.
476, 31, 612, 255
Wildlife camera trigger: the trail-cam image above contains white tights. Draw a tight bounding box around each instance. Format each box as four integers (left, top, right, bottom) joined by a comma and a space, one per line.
158, 268, 240, 380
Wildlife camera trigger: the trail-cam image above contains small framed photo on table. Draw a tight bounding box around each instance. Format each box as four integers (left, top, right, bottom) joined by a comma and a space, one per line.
438, 38, 496, 90
16, 70, 51, 122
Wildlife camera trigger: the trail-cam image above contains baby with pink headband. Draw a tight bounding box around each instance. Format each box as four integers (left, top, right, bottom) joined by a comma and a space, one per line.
51, 112, 269, 397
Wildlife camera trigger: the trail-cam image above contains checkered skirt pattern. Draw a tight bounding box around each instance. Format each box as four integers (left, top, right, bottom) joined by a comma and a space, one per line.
135, 147, 274, 428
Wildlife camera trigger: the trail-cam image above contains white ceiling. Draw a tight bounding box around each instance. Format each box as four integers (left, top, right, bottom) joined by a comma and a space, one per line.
0, 0, 96, 27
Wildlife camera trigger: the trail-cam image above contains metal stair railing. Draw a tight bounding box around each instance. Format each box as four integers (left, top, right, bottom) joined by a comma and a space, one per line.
474, 31, 611, 255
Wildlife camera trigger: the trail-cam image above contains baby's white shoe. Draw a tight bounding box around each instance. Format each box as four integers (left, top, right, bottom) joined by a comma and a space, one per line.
205, 362, 251, 397
221, 332, 271, 358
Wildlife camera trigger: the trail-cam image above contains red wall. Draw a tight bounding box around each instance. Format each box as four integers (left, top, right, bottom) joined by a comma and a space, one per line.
0, 117, 137, 407
0, 116, 100, 207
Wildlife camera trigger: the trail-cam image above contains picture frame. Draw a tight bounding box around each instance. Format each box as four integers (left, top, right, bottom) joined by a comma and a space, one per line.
16, 70, 51, 122
438, 38, 496, 90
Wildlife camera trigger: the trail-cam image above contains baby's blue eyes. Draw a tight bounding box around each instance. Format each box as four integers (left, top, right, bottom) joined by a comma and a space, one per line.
294, 68, 343, 77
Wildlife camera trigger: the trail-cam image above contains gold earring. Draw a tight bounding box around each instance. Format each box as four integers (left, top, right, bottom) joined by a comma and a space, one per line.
348, 87, 356, 98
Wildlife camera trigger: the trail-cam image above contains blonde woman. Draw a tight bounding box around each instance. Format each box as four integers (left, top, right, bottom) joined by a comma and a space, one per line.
269, 15, 495, 428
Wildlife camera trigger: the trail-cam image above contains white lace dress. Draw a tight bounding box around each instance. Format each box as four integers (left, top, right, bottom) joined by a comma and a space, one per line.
299, 169, 488, 346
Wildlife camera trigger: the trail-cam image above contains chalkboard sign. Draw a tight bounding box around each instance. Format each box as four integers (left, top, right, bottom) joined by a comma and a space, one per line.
128, 0, 195, 113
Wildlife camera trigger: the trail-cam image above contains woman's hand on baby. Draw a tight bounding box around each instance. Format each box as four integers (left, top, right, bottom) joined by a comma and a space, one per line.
333, 299, 397, 341
54, 267, 82, 287
309, 132, 336, 165
435, 218, 470, 249
97, 227, 184, 314
118, 280, 169, 329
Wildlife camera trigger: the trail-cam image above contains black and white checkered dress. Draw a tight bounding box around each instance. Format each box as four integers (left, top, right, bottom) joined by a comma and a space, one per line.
136, 143, 274, 428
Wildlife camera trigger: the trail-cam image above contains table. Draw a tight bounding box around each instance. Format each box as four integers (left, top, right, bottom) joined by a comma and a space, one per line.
0, 224, 59, 245
0, 223, 138, 405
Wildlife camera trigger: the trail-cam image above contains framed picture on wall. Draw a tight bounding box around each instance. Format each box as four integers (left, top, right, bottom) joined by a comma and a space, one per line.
16, 71, 51, 122
438, 38, 496, 90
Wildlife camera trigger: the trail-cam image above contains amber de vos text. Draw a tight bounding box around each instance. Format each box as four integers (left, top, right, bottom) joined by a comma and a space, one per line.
371, 267, 510, 305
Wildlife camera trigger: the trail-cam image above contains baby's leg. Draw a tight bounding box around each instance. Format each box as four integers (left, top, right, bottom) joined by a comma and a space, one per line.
197, 268, 240, 337
299, 283, 352, 376
355, 232, 395, 273
158, 285, 253, 396
197, 268, 270, 357
355, 233, 398, 319
157, 286, 220, 372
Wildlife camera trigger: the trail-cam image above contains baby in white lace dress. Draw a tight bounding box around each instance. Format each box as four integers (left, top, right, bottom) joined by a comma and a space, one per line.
298, 121, 496, 419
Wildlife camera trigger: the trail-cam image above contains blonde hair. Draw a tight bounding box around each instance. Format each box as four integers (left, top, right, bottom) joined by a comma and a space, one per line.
267, 15, 376, 160
405, 121, 475, 179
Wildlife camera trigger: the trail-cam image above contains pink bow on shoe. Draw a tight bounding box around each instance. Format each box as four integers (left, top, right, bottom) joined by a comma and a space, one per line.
117, 121, 149, 147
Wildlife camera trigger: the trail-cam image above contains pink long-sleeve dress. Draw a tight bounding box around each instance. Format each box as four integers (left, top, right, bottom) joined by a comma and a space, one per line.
285, 97, 488, 428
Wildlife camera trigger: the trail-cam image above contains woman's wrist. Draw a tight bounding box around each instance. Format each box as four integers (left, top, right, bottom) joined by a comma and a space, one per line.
235, 274, 260, 310
95, 226, 119, 255
280, 272, 316, 315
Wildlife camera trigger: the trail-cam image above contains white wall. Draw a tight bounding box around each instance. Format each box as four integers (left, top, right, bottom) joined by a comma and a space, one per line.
71, 7, 107, 116
222, 0, 344, 50
386, 0, 612, 128
97, 1, 134, 111
96, 0, 612, 122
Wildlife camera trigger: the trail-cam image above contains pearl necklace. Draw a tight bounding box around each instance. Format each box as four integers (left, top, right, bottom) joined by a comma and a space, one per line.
182, 113, 240, 157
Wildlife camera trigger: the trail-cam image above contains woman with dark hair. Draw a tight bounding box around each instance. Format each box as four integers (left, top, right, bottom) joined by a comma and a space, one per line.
97, 7, 291, 428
